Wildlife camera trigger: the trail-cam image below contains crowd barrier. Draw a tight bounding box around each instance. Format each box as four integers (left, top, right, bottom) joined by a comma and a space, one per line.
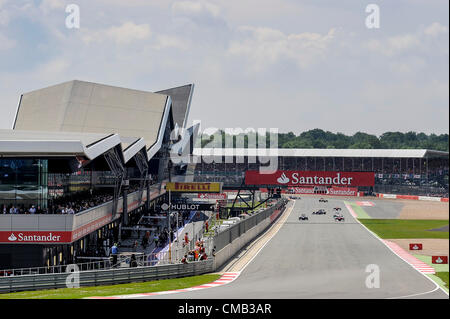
376, 193, 449, 202
0, 198, 288, 294
0, 259, 213, 294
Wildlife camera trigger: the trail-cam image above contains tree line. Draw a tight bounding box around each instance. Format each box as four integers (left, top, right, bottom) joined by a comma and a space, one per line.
196, 129, 449, 152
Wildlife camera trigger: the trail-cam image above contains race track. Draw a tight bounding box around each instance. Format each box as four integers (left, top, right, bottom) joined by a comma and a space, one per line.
137, 198, 448, 299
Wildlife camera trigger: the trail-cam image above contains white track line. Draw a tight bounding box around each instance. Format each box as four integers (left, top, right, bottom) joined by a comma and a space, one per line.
344, 202, 449, 298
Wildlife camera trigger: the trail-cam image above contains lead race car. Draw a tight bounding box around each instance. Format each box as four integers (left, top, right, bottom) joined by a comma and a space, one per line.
299, 214, 309, 221
319, 198, 328, 203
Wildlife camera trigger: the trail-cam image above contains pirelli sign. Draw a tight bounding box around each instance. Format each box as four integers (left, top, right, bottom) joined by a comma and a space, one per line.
165, 182, 222, 193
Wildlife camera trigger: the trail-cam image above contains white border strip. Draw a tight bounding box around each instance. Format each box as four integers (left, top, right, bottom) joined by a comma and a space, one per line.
344, 202, 449, 298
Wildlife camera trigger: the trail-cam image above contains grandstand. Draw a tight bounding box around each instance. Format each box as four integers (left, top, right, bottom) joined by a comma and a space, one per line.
0, 81, 197, 269
192, 148, 449, 197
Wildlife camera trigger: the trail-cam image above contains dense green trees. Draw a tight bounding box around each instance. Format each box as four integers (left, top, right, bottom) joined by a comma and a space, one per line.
197, 129, 449, 151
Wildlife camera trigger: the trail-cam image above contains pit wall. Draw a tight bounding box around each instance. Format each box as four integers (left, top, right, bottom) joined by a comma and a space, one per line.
212, 199, 288, 271
376, 193, 449, 203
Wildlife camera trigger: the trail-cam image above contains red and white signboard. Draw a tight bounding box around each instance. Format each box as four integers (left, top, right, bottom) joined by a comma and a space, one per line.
0, 231, 71, 243
328, 187, 359, 196
197, 193, 227, 200
288, 187, 315, 194
432, 256, 448, 264
245, 170, 375, 187
288, 187, 359, 196
355, 201, 375, 206
409, 243, 423, 251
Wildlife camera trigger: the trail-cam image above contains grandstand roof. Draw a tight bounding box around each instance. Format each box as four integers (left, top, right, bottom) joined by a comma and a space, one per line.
13, 80, 172, 161
156, 84, 194, 129
13, 80, 172, 158
0, 129, 121, 159
194, 148, 449, 158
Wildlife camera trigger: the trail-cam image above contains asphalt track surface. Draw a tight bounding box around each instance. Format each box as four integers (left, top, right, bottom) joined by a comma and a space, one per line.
136, 197, 448, 299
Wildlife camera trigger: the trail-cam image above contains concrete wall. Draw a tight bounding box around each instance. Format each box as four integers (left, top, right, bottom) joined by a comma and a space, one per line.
213, 200, 287, 271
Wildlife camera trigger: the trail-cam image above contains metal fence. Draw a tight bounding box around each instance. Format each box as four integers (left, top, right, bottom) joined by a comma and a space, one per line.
213, 198, 288, 252
374, 184, 448, 197
0, 259, 112, 277
0, 259, 214, 294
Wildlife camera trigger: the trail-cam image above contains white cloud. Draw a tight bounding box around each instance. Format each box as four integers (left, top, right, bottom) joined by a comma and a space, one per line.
423, 22, 449, 37
0, 9, 9, 26
172, 0, 220, 18
39, 0, 65, 13
0, 0, 10, 25
366, 34, 420, 57
366, 22, 449, 56
0, 32, 15, 50
228, 26, 336, 71
82, 22, 152, 45
153, 34, 190, 50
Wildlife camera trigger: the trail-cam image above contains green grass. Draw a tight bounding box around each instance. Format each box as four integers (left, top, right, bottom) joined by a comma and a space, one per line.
435, 272, 449, 289
345, 201, 371, 219
0, 273, 221, 299
413, 254, 449, 272
358, 219, 449, 239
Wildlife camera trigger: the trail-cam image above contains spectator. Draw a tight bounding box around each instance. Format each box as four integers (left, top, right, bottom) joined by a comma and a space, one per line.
111, 243, 118, 266
184, 233, 189, 246
154, 234, 159, 247
130, 254, 137, 268
181, 255, 188, 264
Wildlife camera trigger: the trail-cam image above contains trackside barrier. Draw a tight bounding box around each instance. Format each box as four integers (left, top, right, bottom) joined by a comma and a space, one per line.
377, 193, 449, 202
212, 198, 289, 271
0, 259, 213, 294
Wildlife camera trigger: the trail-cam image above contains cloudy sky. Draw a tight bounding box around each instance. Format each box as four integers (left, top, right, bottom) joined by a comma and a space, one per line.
0, 0, 448, 135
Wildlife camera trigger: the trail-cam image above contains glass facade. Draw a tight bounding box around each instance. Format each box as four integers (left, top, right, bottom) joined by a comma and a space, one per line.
0, 159, 48, 210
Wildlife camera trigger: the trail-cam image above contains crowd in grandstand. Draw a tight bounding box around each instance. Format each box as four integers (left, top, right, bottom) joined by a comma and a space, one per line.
0, 184, 144, 215
193, 157, 449, 196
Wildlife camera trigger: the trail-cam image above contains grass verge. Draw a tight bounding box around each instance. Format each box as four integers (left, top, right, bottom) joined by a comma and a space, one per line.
0, 273, 221, 299
345, 201, 371, 219
358, 219, 449, 239
435, 272, 449, 289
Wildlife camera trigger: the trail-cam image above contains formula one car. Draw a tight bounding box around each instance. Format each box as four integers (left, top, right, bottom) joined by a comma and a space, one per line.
312, 209, 326, 215
334, 214, 345, 222
299, 214, 309, 221
333, 207, 341, 211
319, 198, 328, 203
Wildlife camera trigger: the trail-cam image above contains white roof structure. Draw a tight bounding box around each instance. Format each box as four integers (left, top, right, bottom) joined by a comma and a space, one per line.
12, 80, 172, 162
194, 148, 448, 158
156, 84, 194, 129
0, 129, 121, 159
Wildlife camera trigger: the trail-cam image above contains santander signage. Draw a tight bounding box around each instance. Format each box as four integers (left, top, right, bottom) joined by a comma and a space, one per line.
0, 231, 69, 243
246, 170, 375, 187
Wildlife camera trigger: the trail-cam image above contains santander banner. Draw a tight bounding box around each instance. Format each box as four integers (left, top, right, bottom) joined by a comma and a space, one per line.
0, 231, 71, 243
288, 186, 359, 196
197, 193, 227, 200
246, 170, 375, 187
